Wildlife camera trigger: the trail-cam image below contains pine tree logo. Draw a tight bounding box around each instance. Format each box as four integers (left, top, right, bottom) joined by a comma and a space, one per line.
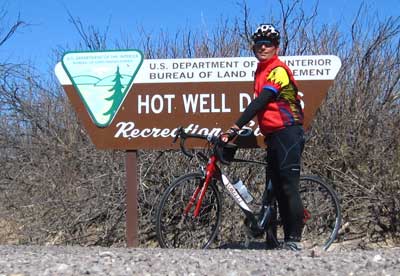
61, 50, 144, 127
103, 66, 124, 117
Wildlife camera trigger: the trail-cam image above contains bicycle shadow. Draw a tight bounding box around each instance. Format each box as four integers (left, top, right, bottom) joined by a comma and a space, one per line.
218, 241, 269, 250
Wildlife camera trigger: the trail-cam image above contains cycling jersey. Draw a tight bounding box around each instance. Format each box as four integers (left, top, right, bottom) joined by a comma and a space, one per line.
254, 54, 303, 135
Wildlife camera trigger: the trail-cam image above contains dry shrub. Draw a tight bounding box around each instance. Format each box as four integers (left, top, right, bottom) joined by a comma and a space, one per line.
304, 14, 400, 244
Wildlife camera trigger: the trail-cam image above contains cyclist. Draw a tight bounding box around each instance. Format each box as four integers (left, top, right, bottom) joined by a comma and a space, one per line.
223, 23, 305, 251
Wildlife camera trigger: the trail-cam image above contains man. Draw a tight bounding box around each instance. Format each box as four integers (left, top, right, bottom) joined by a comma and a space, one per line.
224, 23, 305, 251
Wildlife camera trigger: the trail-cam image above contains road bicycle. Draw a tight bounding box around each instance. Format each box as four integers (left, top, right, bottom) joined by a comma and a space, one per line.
155, 127, 341, 250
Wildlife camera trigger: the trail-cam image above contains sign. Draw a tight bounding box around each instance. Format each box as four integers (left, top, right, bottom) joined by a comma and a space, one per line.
55, 50, 341, 149
61, 50, 144, 127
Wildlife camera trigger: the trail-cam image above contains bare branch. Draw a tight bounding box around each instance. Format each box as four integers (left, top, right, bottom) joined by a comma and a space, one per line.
0, 12, 27, 47
66, 9, 110, 51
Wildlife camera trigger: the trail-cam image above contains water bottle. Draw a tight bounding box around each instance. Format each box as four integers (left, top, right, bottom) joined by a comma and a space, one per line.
233, 180, 253, 203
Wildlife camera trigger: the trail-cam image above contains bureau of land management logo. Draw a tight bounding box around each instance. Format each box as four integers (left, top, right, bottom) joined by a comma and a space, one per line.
61, 50, 144, 127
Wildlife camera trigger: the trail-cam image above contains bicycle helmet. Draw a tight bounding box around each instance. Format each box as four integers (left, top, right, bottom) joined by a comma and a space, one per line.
251, 23, 280, 46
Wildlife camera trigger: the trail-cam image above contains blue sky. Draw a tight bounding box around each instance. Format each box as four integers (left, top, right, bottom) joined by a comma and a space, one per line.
0, 0, 399, 74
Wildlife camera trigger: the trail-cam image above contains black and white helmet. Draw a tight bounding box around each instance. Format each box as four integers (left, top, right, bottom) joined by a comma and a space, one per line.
251, 23, 280, 46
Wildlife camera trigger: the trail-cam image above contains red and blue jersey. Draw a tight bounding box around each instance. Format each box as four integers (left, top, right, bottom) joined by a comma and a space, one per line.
254, 55, 304, 134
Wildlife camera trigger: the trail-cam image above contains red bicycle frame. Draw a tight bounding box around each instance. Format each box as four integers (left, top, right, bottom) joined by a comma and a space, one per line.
183, 155, 221, 218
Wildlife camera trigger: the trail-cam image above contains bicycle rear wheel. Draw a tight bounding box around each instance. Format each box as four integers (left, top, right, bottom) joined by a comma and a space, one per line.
299, 175, 341, 250
155, 172, 222, 249
268, 175, 341, 250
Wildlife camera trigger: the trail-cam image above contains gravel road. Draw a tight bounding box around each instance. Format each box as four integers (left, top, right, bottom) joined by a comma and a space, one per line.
0, 245, 399, 276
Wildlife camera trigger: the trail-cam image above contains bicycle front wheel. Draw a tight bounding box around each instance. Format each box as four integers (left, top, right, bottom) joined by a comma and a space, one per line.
299, 175, 341, 250
155, 172, 222, 249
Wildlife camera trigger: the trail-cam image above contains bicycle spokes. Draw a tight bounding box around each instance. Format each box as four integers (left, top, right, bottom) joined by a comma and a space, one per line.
156, 173, 222, 249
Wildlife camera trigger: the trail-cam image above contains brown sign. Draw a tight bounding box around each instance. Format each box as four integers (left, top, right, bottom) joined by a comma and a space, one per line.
55, 52, 341, 150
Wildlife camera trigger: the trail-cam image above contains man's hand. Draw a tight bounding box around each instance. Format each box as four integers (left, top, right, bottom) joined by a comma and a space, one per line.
220, 127, 240, 143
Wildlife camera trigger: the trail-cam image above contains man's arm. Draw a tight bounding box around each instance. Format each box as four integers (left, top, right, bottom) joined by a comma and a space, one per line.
234, 88, 276, 128
221, 88, 276, 142
233, 66, 290, 129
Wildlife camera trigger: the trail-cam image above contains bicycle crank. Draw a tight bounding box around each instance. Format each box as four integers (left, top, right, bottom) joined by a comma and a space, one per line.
243, 217, 265, 238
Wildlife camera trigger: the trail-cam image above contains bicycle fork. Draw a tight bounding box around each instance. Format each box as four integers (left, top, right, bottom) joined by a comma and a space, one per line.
183, 156, 218, 218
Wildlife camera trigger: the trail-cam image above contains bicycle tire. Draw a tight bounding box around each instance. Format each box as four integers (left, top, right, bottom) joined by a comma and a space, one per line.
299, 175, 341, 250
267, 175, 341, 250
155, 172, 222, 249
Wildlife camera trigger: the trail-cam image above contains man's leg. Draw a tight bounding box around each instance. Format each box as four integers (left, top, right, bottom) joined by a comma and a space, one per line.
272, 126, 305, 242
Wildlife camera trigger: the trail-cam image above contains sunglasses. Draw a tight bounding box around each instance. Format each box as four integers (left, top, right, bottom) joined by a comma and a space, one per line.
254, 40, 276, 48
